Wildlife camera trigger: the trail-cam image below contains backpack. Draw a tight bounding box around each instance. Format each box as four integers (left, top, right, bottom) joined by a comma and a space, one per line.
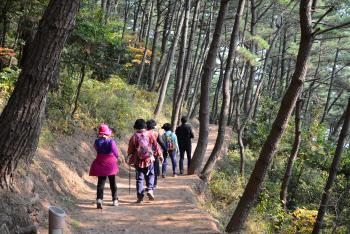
151, 129, 159, 154
135, 132, 152, 160
165, 133, 176, 151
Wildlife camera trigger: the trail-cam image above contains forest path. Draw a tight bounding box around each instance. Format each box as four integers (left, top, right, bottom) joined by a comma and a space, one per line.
70, 124, 229, 234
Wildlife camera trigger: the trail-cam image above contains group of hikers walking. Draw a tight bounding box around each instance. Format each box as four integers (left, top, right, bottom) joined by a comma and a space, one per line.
89, 116, 194, 208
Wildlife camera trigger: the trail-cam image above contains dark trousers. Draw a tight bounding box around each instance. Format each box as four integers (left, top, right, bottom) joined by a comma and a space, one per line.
179, 145, 192, 172
97, 174, 117, 201
162, 149, 177, 175
137, 162, 154, 199
154, 155, 160, 186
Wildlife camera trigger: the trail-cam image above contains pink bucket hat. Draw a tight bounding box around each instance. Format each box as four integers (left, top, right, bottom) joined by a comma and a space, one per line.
99, 125, 112, 136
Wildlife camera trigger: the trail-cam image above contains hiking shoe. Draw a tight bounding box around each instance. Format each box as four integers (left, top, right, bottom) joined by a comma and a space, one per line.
173, 174, 177, 177
154, 185, 158, 189
180, 170, 184, 174
112, 200, 118, 206
96, 199, 103, 209
136, 199, 143, 204
147, 190, 155, 201
162, 174, 166, 178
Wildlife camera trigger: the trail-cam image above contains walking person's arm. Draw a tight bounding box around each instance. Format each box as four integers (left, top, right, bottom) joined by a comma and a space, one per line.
127, 134, 137, 165
173, 133, 180, 154
111, 140, 122, 163
157, 134, 167, 152
189, 126, 194, 138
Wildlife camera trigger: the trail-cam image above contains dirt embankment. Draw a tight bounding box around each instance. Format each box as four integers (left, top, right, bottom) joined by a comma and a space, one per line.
1, 122, 231, 234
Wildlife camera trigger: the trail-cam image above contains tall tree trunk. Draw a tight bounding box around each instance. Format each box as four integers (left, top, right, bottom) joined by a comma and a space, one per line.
150, 0, 177, 92
148, 0, 164, 90
280, 23, 288, 90
171, 0, 191, 131
101, 0, 107, 24
114, 0, 120, 15
331, 110, 346, 137
304, 51, 321, 115
176, 0, 200, 120
183, 0, 206, 108
280, 98, 303, 209
153, 6, 185, 119
189, 97, 200, 119
312, 96, 350, 234
117, 0, 131, 63
320, 43, 340, 124
133, 0, 142, 32
188, 0, 230, 175
0, 0, 13, 72
211, 50, 226, 124
226, 0, 315, 231
187, 1, 215, 117
139, 0, 151, 42
105, 0, 112, 24
172, 0, 201, 131
0, 0, 82, 189
136, 0, 154, 86
227, 73, 237, 126
243, 0, 257, 114
71, 51, 88, 118
200, 0, 246, 182
187, 61, 204, 117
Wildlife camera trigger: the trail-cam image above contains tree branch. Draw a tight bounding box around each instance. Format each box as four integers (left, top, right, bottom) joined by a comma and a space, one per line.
313, 6, 334, 29
305, 78, 320, 82
315, 21, 350, 36
255, 2, 274, 25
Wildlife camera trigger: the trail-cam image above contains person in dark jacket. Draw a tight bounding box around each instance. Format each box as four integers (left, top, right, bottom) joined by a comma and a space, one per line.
175, 116, 194, 174
146, 119, 166, 188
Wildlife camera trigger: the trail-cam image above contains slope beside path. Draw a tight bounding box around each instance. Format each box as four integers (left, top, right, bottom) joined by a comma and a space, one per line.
69, 124, 230, 234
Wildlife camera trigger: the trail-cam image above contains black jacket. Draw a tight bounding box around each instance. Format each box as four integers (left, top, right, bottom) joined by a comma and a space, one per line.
175, 123, 194, 148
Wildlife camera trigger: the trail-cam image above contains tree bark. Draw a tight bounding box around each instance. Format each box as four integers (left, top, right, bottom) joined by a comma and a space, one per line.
187, 0, 215, 118
71, 51, 88, 118
183, 0, 206, 108
175, 0, 200, 122
243, 0, 257, 114
171, 0, 191, 131
133, 0, 142, 33
0, 0, 82, 189
150, 0, 177, 92
187, 61, 204, 118
147, 0, 164, 90
117, 0, 131, 63
320, 42, 340, 124
101, 0, 107, 24
211, 50, 225, 124
200, 0, 246, 182
153, 6, 185, 119
139, 0, 151, 42
188, 0, 230, 175
280, 98, 303, 209
136, 0, 154, 86
312, 96, 350, 234
172, 0, 201, 131
226, 0, 315, 231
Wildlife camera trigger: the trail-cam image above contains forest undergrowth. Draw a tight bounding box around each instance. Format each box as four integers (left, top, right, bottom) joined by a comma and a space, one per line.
201, 118, 350, 233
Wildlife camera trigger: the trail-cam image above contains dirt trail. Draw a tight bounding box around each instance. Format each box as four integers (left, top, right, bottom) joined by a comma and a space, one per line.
70, 124, 229, 234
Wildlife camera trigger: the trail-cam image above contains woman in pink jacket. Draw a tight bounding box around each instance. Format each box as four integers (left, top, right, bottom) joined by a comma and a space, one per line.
89, 125, 122, 209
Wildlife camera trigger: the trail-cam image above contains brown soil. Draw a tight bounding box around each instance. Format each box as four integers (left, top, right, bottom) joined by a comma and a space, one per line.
1, 122, 231, 234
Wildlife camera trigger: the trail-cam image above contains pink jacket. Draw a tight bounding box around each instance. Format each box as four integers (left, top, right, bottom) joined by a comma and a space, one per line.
89, 138, 120, 176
